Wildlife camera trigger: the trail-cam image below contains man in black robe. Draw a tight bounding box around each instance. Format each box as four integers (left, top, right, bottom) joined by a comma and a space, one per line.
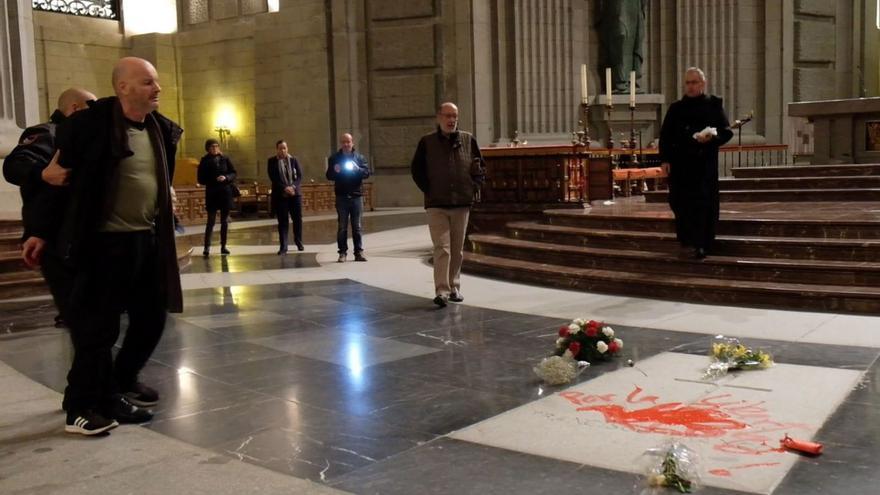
659, 67, 733, 259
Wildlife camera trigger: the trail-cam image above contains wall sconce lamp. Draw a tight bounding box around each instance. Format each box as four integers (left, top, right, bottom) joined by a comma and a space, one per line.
215, 126, 231, 148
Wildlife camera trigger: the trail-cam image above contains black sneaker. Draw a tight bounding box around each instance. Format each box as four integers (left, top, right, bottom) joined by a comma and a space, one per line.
448, 291, 464, 303
433, 295, 448, 308
220, 247, 231, 255
65, 410, 119, 436
202, 248, 209, 257
122, 382, 160, 407
354, 253, 367, 262
106, 395, 153, 424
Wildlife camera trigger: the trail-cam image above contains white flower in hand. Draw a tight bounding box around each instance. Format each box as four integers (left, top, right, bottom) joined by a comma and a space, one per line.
596, 341, 609, 354
602, 326, 614, 338
573, 318, 586, 326
613, 338, 623, 349
568, 323, 581, 333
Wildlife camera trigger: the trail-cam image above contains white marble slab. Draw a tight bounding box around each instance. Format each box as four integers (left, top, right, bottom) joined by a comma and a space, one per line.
451, 352, 862, 494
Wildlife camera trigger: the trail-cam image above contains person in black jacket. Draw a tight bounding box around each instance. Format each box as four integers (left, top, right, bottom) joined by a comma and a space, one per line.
326, 133, 370, 262
267, 139, 304, 254
411, 102, 484, 307
53, 57, 183, 435
659, 67, 733, 259
2, 87, 95, 327
197, 139, 237, 256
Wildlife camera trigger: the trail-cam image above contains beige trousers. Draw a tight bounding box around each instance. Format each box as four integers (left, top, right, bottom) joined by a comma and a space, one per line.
426, 207, 471, 297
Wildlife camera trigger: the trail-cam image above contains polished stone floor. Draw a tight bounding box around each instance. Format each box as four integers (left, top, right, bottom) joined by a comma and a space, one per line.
2, 209, 879, 494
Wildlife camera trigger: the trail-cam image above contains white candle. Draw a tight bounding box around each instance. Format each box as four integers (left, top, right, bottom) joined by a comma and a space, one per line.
605, 68, 613, 108
629, 71, 636, 108
580, 64, 588, 103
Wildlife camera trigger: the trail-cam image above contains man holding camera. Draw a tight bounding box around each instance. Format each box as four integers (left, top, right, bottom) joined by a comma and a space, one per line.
326, 133, 371, 262
410, 102, 484, 307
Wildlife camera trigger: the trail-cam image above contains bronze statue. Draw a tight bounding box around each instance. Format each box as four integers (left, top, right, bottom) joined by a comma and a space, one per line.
599, 0, 647, 93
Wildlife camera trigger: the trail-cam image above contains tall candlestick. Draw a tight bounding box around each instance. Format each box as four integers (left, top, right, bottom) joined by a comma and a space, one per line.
581, 64, 588, 103
605, 68, 613, 108
629, 71, 636, 108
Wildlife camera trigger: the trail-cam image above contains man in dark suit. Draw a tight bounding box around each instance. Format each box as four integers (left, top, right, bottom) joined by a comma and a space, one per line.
267, 139, 304, 254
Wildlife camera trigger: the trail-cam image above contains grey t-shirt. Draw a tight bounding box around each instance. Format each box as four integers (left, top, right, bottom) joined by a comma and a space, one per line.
100, 126, 159, 232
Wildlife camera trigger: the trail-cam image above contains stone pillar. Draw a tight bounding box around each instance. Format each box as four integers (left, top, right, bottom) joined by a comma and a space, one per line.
1, 0, 40, 218
328, 0, 369, 154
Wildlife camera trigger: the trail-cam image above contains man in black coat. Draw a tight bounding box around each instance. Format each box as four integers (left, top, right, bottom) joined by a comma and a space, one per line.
2, 87, 95, 327
659, 67, 733, 259
53, 57, 183, 435
197, 138, 237, 256
267, 139, 304, 254
326, 133, 370, 262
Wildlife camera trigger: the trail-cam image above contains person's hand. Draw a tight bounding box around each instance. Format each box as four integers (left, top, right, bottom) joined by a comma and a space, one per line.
695, 133, 713, 144
217, 175, 226, 182
22, 236, 46, 269
334, 164, 341, 173
285, 186, 295, 196
661, 162, 670, 175
41, 151, 70, 186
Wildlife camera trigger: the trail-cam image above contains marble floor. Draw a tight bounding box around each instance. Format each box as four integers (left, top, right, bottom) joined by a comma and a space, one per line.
1, 208, 879, 494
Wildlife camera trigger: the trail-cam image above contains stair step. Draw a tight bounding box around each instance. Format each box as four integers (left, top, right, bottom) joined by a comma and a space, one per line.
545, 209, 880, 239
506, 221, 880, 261
732, 164, 880, 178
463, 252, 880, 315
719, 176, 880, 190
470, 234, 880, 286
645, 188, 880, 203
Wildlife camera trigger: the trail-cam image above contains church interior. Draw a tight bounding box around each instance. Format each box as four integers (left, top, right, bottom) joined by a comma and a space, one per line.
2, 1, 880, 494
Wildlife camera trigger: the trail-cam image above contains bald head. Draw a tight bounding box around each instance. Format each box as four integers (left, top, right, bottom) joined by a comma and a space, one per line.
436, 102, 459, 135
112, 57, 161, 120
340, 133, 354, 153
56, 88, 96, 117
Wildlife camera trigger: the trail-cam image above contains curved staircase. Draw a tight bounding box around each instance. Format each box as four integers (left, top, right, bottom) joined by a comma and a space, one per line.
464, 164, 880, 314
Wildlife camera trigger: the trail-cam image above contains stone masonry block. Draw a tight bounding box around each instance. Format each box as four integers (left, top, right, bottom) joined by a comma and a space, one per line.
795, 19, 835, 63
796, 0, 835, 17
371, 74, 436, 119
370, 25, 435, 69
370, 0, 434, 20
794, 68, 836, 102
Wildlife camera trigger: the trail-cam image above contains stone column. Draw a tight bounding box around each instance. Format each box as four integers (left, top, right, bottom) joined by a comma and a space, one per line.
1, 0, 40, 217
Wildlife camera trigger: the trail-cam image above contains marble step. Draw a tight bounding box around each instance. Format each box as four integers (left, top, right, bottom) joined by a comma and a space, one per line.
732, 164, 880, 178
463, 252, 880, 315
719, 176, 880, 190
545, 210, 880, 239
0, 250, 25, 274
469, 234, 880, 286
0, 219, 23, 235
0, 270, 47, 300
644, 189, 880, 203
506, 221, 880, 261
0, 232, 21, 252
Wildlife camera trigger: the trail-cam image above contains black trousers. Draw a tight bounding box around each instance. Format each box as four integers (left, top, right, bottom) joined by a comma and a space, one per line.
204, 206, 230, 249
40, 248, 74, 323
63, 231, 167, 413
274, 194, 303, 251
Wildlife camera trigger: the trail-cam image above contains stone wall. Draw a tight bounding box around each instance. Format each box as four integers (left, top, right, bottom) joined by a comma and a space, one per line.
32, 11, 126, 121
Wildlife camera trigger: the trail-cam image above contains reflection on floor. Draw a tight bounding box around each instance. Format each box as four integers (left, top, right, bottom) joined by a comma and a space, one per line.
2, 212, 880, 494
